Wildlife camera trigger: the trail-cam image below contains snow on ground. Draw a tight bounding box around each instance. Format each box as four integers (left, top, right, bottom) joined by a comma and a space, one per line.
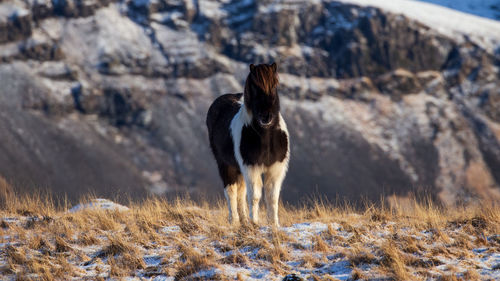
337, 0, 500, 52
1, 200, 500, 280
0, 220, 498, 280
68, 198, 129, 212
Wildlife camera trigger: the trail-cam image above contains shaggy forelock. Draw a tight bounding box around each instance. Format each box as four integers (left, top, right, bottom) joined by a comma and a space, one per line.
247, 64, 279, 94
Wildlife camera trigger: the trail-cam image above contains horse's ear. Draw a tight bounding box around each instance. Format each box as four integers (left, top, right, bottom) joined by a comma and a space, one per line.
249, 64, 255, 72
270, 62, 277, 72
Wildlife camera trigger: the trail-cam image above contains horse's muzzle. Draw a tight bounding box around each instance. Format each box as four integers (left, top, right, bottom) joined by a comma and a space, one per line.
258, 118, 273, 128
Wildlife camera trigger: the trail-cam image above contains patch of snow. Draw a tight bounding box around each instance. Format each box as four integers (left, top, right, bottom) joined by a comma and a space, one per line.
279, 73, 340, 98
0, 2, 28, 21
13, 7, 29, 17
95, 5, 152, 63
39, 18, 64, 40
152, 22, 204, 63
198, 0, 227, 19
281, 222, 339, 248
68, 198, 129, 212
259, 0, 322, 13
190, 268, 221, 279
161, 225, 181, 233
150, 11, 188, 27
0, 41, 20, 59
132, 0, 157, 7
318, 260, 352, 280
151, 276, 174, 281
143, 255, 163, 267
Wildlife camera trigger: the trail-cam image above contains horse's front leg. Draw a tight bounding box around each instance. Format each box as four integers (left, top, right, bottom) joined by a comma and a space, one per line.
244, 166, 263, 225
264, 162, 287, 228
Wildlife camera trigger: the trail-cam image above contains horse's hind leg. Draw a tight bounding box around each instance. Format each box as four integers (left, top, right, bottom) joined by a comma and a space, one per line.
220, 164, 241, 225
236, 176, 249, 224
224, 183, 239, 225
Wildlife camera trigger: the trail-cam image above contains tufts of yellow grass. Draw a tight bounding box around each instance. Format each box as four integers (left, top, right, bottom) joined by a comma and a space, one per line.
0, 192, 499, 280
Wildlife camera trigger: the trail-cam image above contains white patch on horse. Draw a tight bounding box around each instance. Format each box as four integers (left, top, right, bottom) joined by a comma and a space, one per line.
263, 114, 290, 227
278, 113, 290, 144
230, 102, 251, 171
229, 102, 252, 224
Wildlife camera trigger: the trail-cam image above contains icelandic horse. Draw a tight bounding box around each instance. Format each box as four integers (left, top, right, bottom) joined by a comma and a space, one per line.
206, 63, 289, 227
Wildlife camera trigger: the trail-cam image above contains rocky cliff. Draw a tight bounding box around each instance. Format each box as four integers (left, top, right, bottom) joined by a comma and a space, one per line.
1, 0, 500, 205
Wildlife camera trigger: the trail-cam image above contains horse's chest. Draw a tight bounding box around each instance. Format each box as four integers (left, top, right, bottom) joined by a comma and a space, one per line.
240, 126, 288, 166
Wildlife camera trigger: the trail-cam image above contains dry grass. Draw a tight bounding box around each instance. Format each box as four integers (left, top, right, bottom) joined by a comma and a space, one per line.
0, 192, 498, 280
175, 244, 218, 280
379, 240, 411, 280
350, 267, 368, 280
347, 243, 378, 266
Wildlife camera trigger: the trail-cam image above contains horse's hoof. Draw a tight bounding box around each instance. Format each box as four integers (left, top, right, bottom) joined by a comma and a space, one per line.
282, 273, 304, 281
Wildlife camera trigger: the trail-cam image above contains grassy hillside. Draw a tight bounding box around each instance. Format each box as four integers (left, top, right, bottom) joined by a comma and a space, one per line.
0, 194, 499, 280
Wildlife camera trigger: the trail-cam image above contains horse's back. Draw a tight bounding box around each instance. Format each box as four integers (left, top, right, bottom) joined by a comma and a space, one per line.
206, 93, 243, 167
206, 94, 242, 131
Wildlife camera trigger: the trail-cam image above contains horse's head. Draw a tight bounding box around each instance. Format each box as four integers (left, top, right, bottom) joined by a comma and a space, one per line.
244, 63, 280, 128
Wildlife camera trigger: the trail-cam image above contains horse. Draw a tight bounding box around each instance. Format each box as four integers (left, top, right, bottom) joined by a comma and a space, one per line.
206, 63, 290, 227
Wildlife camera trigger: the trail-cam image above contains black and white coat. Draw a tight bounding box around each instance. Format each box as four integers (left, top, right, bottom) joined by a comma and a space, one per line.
229, 98, 289, 226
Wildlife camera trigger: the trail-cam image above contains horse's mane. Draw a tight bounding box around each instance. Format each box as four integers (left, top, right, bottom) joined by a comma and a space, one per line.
245, 64, 279, 94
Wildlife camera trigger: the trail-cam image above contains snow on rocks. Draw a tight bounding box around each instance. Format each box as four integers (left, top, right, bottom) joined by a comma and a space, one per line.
416, 0, 500, 20
337, 0, 500, 52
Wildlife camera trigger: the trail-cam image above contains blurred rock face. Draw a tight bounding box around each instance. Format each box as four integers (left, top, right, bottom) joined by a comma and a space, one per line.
0, 0, 499, 205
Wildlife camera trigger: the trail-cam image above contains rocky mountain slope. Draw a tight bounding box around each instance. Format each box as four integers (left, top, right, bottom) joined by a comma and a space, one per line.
0, 0, 500, 205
